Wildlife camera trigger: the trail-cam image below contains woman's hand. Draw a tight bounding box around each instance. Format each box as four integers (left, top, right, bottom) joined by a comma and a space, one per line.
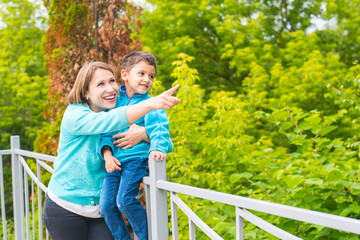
113, 124, 150, 149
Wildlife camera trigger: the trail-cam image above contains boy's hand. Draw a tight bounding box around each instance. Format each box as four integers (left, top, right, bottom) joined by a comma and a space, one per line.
104, 150, 121, 173
150, 84, 181, 110
149, 150, 166, 161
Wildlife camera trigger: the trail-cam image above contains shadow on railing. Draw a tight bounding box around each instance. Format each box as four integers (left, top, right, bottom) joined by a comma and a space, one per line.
1, 135, 360, 239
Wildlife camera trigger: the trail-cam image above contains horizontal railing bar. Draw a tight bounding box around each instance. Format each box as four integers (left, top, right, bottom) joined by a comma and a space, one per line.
157, 180, 360, 235
19, 156, 48, 192
0, 150, 11, 155
37, 159, 54, 174
143, 176, 150, 185
171, 192, 223, 240
236, 207, 302, 240
14, 149, 56, 162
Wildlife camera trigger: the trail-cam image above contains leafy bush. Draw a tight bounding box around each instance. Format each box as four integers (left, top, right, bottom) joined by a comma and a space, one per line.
165, 53, 360, 239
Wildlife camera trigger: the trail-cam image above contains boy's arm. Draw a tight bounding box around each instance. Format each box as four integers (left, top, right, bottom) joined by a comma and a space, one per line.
63, 85, 180, 135
145, 109, 172, 159
100, 131, 121, 172
100, 131, 115, 160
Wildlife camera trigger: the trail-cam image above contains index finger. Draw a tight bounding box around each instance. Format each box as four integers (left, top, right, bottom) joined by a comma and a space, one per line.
164, 84, 179, 96
113, 133, 125, 139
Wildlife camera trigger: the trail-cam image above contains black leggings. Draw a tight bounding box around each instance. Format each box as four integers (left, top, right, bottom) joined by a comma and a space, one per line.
43, 195, 114, 240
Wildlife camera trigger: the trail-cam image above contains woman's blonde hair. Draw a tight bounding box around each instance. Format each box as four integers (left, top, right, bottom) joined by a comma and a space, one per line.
67, 62, 115, 104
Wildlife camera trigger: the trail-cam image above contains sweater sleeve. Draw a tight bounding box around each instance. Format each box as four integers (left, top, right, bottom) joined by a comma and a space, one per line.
62, 104, 130, 135
145, 109, 173, 154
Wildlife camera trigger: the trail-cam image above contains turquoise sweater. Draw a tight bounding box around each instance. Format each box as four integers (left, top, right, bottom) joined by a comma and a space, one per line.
100, 85, 172, 162
48, 103, 130, 205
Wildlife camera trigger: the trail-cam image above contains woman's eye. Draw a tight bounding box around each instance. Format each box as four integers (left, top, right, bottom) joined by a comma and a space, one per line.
97, 82, 104, 87
109, 79, 116, 83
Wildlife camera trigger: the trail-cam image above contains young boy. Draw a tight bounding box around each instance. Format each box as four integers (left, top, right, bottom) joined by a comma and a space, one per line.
99, 51, 172, 240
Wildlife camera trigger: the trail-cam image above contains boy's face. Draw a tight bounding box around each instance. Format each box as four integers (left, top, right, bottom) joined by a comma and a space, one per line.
121, 61, 155, 98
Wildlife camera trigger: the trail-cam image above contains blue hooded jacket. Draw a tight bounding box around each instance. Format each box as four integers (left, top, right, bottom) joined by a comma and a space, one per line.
100, 85, 172, 162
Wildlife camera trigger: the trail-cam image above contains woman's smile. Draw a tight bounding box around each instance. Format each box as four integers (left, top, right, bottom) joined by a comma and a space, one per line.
103, 94, 116, 102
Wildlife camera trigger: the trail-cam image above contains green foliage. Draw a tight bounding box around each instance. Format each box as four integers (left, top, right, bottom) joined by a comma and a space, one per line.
0, 218, 15, 239
140, 0, 333, 92
0, 0, 48, 150
167, 53, 360, 239
1, 0, 360, 238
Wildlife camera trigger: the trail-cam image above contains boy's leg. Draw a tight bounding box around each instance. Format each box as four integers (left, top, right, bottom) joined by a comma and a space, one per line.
117, 158, 149, 240
135, 166, 149, 200
100, 171, 131, 240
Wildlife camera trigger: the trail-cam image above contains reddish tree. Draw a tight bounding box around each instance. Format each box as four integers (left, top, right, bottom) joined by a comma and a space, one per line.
36, 0, 142, 154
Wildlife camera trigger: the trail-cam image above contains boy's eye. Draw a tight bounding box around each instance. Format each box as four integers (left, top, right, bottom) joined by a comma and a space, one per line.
139, 72, 144, 76
149, 75, 155, 79
109, 79, 116, 83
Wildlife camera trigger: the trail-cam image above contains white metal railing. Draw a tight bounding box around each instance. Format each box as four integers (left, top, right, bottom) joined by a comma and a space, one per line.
1, 135, 360, 239
9, 136, 55, 240
143, 153, 360, 239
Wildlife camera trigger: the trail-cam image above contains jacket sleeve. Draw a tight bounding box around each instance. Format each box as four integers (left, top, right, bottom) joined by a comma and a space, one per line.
62, 104, 130, 135
99, 131, 115, 160
145, 109, 173, 154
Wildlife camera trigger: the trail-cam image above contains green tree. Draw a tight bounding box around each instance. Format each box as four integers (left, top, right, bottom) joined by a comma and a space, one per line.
141, 0, 327, 92
0, 0, 48, 150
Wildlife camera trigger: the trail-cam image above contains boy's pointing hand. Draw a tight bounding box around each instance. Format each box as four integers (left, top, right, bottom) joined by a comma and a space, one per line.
151, 84, 181, 110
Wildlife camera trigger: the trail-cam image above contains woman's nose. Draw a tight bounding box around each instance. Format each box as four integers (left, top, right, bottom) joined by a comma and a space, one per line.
106, 83, 115, 92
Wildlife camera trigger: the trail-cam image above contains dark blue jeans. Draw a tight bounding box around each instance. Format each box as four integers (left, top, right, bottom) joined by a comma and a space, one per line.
99, 157, 148, 240
43, 195, 114, 240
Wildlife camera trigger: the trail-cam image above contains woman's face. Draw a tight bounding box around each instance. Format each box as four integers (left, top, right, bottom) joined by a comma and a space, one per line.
85, 68, 119, 112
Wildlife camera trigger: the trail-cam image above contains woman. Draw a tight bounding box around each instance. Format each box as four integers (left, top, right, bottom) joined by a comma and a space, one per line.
43, 61, 180, 240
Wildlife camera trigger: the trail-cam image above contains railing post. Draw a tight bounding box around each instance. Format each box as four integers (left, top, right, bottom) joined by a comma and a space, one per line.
236, 207, 244, 240
149, 157, 169, 240
11, 136, 25, 240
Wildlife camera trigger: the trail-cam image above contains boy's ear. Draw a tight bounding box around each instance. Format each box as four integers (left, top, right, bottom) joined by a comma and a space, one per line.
121, 70, 128, 81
